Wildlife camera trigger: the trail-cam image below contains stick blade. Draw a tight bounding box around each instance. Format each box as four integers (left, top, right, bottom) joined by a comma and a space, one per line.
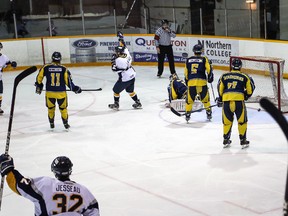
170, 107, 184, 116
14, 66, 37, 87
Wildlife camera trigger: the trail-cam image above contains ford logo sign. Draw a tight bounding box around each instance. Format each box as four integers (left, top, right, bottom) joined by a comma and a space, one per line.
72, 39, 97, 49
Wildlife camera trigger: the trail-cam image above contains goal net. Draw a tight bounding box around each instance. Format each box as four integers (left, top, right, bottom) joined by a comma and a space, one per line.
230, 56, 288, 112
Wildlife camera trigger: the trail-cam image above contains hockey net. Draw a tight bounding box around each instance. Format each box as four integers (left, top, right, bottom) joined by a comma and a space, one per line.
230, 56, 288, 112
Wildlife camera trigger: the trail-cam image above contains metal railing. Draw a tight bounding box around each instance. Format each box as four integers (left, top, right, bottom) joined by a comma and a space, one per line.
0, 2, 280, 40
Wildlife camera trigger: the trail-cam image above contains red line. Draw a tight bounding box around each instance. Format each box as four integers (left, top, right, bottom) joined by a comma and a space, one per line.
225, 200, 281, 214
93, 170, 210, 216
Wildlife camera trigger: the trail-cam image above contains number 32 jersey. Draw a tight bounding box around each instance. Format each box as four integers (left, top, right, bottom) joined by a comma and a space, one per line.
6, 170, 100, 216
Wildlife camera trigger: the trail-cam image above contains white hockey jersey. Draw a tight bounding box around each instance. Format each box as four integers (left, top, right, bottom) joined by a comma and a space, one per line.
6, 170, 100, 216
0, 53, 10, 81
112, 48, 136, 82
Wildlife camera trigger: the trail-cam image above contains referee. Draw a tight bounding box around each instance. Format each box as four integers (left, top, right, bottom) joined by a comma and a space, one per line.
154, 19, 176, 78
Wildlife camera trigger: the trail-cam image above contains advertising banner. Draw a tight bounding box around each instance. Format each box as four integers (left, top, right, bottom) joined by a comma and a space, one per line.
189, 38, 239, 66
69, 37, 133, 63
69, 35, 238, 66
132, 36, 189, 63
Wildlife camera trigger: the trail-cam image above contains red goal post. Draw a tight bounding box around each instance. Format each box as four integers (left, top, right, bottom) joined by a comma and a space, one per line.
229, 56, 287, 112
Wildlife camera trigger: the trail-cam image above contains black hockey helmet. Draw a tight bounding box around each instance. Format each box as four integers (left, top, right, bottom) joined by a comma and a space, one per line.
193, 44, 203, 54
52, 51, 62, 62
51, 156, 73, 180
161, 19, 169, 25
115, 46, 125, 54
231, 58, 242, 70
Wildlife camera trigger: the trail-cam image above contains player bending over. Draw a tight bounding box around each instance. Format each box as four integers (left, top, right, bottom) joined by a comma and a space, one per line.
167, 73, 187, 102
184, 44, 214, 122
108, 45, 142, 110
217, 58, 255, 148
0, 42, 17, 114
0, 154, 100, 216
35, 52, 82, 129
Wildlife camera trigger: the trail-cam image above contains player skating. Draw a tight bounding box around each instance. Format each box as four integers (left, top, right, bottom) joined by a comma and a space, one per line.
217, 58, 255, 148
184, 44, 214, 122
0, 42, 17, 114
0, 154, 100, 216
108, 33, 141, 110
35, 52, 82, 129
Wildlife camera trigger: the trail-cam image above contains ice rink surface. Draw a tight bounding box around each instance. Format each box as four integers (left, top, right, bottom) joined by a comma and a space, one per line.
0, 65, 287, 216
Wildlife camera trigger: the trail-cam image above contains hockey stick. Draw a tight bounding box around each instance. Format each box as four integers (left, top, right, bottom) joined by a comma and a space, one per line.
0, 66, 37, 210
259, 97, 288, 215
171, 104, 217, 117
121, 0, 138, 29
43, 88, 102, 92
210, 83, 216, 102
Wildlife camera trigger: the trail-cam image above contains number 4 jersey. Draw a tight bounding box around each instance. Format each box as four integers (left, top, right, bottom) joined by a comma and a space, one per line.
6, 169, 100, 216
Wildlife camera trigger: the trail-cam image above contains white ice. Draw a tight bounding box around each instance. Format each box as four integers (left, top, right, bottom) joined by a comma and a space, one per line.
0, 66, 287, 216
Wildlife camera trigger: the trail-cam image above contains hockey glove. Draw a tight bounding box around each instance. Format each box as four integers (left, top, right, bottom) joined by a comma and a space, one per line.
0, 154, 14, 177
216, 97, 223, 107
34, 82, 44, 95
208, 72, 214, 83
73, 86, 82, 94
111, 54, 117, 64
11, 61, 17, 68
117, 31, 124, 39
244, 90, 251, 101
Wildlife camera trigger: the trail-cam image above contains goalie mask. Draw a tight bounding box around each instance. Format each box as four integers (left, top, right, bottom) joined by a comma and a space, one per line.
52, 51, 62, 62
231, 58, 242, 70
51, 156, 73, 180
169, 73, 179, 82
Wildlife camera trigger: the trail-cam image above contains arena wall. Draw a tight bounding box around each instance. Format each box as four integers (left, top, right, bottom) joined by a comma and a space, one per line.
1, 34, 288, 75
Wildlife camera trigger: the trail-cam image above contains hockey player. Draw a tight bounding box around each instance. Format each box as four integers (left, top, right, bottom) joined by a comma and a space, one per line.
0, 154, 100, 216
35, 52, 81, 129
168, 73, 187, 102
108, 45, 142, 110
0, 42, 17, 114
217, 58, 255, 148
184, 44, 213, 122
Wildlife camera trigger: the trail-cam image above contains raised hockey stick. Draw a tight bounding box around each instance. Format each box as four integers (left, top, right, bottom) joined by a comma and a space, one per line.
121, 0, 138, 29
170, 104, 217, 117
259, 97, 288, 216
0, 66, 37, 210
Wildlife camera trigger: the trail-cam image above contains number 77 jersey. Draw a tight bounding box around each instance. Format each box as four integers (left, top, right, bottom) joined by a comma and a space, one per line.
36, 63, 76, 92
6, 170, 99, 216
217, 70, 254, 101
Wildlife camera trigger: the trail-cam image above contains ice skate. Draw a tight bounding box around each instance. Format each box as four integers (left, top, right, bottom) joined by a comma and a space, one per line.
50, 122, 55, 129
185, 113, 190, 123
0, 108, 3, 114
62, 119, 70, 129
240, 138, 250, 149
49, 118, 54, 129
108, 102, 119, 110
223, 139, 232, 148
132, 100, 142, 109
206, 109, 212, 120
64, 123, 70, 129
